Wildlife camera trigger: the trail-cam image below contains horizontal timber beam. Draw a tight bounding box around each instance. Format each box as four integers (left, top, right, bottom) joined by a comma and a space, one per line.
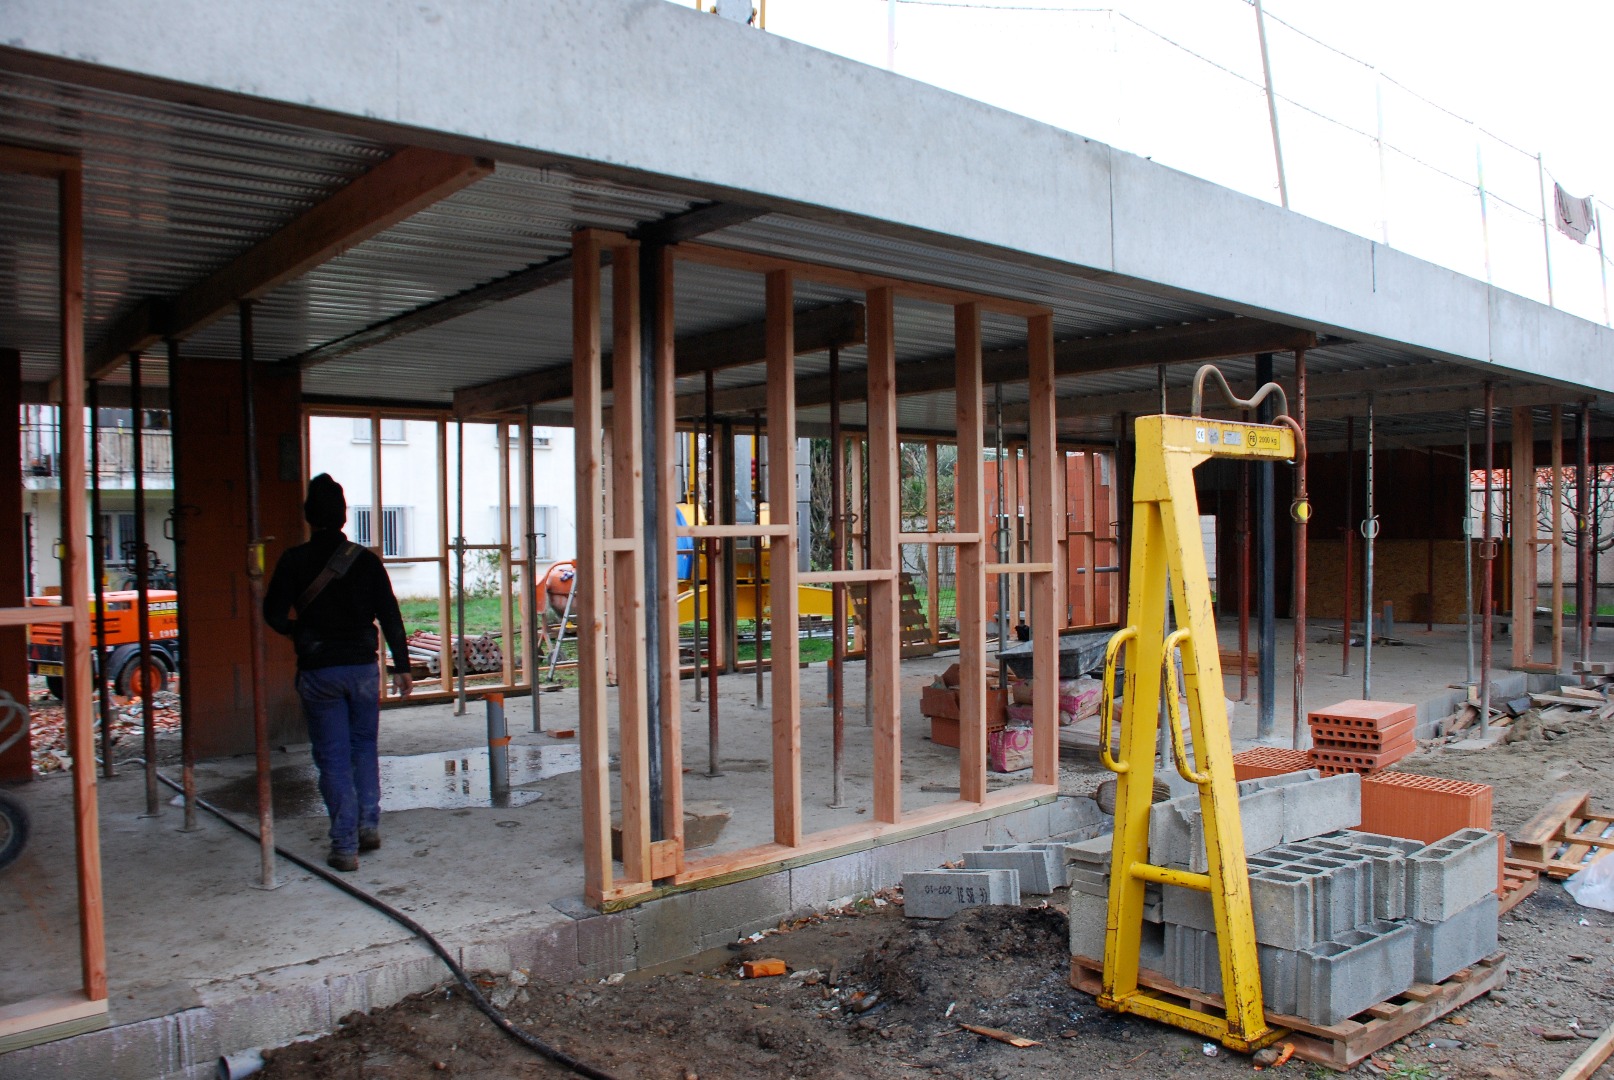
456, 300, 864, 417
88, 146, 494, 378
686, 318, 1316, 418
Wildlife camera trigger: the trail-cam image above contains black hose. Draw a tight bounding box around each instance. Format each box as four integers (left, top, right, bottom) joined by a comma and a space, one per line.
144, 765, 620, 1080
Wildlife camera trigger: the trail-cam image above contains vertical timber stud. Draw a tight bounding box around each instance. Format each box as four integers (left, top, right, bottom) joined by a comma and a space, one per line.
1550, 406, 1564, 672
866, 287, 902, 824
610, 240, 651, 887
59, 159, 108, 1003
653, 247, 683, 863
1581, 402, 1594, 678
572, 230, 613, 905
1027, 314, 1059, 786
954, 304, 988, 804
766, 271, 802, 847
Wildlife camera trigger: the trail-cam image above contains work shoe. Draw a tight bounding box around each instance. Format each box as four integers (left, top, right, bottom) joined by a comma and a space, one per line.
327, 849, 359, 872
358, 829, 382, 852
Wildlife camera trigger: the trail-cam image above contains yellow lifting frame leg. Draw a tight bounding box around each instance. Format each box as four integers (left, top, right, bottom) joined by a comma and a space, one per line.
1097, 412, 1298, 1054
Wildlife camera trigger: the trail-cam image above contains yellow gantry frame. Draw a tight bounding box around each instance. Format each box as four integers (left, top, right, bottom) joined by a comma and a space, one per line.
1097, 414, 1296, 1053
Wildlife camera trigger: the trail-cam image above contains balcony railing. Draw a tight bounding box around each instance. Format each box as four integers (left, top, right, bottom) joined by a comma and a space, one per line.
22, 423, 173, 482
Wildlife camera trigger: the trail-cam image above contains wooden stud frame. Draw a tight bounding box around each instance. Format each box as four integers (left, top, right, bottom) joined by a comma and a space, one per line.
0, 146, 110, 1047
567, 242, 1062, 908
1510, 406, 1567, 673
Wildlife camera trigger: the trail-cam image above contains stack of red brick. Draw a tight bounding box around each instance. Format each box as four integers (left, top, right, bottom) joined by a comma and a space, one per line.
1305, 699, 1416, 775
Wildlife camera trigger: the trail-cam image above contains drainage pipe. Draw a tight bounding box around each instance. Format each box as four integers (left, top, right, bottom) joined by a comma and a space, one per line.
455, 420, 467, 716
994, 383, 1009, 649
485, 692, 510, 800
1237, 446, 1250, 702
238, 300, 277, 890
1255, 352, 1276, 739
88, 380, 114, 779
640, 244, 664, 842
521, 407, 540, 732
170, 336, 197, 832
705, 371, 721, 775
143, 766, 620, 1080
753, 413, 764, 705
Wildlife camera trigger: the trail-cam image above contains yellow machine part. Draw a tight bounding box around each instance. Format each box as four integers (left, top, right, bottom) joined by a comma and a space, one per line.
1096, 414, 1296, 1053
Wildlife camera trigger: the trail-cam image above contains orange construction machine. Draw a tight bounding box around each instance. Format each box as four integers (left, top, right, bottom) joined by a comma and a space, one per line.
27, 590, 179, 700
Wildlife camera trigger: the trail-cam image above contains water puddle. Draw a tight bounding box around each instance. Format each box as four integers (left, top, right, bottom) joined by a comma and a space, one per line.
202, 744, 581, 817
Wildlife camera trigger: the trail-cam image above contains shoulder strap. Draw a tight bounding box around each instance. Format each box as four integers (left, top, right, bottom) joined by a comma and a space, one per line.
294, 541, 365, 615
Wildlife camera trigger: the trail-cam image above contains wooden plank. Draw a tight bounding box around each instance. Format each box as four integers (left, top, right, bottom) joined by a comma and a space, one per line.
652, 246, 684, 868
903, 531, 981, 544
0, 992, 108, 1054
799, 569, 894, 585
0, 142, 81, 178
985, 561, 1055, 575
1026, 314, 1059, 787
1069, 954, 1507, 1072
766, 270, 802, 847
1515, 790, 1591, 851
1557, 1019, 1614, 1080
611, 242, 651, 887
0, 606, 74, 627
458, 300, 863, 417
676, 523, 792, 539
867, 287, 902, 824
572, 230, 613, 906
58, 166, 106, 1003
90, 147, 492, 377
670, 784, 1060, 887
955, 303, 988, 804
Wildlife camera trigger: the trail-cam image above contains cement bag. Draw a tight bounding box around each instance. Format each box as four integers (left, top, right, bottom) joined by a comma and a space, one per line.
988, 727, 1034, 772
1058, 676, 1102, 722
1566, 854, 1614, 911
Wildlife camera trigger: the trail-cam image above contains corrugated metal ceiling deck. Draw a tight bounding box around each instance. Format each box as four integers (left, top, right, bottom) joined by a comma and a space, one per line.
0, 66, 1599, 446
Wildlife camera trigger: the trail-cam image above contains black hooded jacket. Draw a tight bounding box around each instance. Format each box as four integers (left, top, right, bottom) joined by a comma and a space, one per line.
263, 529, 411, 673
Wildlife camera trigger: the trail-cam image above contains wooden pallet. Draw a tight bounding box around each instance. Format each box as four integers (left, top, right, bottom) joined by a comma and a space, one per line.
1513, 791, 1614, 879
1499, 858, 1540, 914
1069, 953, 1507, 1072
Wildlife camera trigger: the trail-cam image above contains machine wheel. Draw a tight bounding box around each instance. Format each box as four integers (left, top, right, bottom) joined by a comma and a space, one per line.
44, 676, 64, 700
0, 792, 29, 871
113, 651, 171, 699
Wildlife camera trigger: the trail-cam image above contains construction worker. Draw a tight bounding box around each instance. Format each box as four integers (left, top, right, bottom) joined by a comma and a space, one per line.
263, 473, 413, 872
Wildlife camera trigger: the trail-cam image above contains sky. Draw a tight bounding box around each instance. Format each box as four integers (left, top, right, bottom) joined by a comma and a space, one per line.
678, 0, 1614, 325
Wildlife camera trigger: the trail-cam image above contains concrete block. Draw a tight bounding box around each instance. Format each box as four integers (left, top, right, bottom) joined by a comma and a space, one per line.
1048, 794, 1109, 837
790, 849, 874, 911
1064, 834, 1113, 869
1412, 892, 1499, 984
1164, 926, 1298, 1015
987, 801, 1053, 846
1355, 847, 1409, 922
1250, 868, 1321, 951
1281, 773, 1362, 843
1069, 882, 1109, 959
1406, 829, 1500, 922
872, 829, 948, 888
938, 818, 991, 861
967, 846, 1061, 893
575, 911, 633, 974
1296, 855, 1365, 938
1239, 768, 1324, 792
1066, 865, 1161, 921
1298, 920, 1416, 1026
1340, 830, 1424, 856
1149, 785, 1286, 872
629, 891, 699, 970
693, 872, 792, 942
901, 868, 1019, 919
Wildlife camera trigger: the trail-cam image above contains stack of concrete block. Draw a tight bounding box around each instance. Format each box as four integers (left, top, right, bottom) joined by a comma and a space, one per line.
1066, 770, 1501, 1027
901, 867, 1019, 919
1307, 699, 1416, 775
964, 843, 1067, 894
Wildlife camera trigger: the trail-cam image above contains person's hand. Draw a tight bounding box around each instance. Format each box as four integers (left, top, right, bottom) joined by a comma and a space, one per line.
391, 672, 414, 699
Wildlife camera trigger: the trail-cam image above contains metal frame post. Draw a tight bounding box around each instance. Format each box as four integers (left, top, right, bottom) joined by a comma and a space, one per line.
1480, 383, 1495, 734
239, 301, 278, 889
88, 380, 114, 779
130, 350, 158, 816
1362, 394, 1377, 699
1254, 353, 1276, 737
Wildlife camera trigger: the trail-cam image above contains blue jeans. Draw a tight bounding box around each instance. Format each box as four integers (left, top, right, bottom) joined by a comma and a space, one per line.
297, 664, 381, 854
